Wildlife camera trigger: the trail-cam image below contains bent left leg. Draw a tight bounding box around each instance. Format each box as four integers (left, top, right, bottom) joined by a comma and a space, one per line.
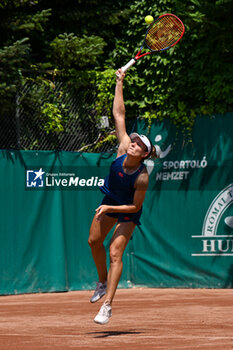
104, 221, 136, 305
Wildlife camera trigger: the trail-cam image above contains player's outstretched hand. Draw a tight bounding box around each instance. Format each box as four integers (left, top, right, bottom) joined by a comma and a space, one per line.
116, 68, 125, 82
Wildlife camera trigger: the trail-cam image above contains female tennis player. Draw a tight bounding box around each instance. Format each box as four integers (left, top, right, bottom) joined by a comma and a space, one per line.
88, 68, 157, 325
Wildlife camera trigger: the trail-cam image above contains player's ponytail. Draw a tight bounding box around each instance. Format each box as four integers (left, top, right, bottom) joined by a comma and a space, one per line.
150, 145, 159, 159
143, 140, 159, 160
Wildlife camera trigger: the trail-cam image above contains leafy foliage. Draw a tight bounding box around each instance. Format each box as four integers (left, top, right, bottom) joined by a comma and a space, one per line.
41, 102, 66, 134
95, 69, 116, 117
0, 0, 39, 9
0, 0, 232, 146
13, 9, 52, 33
49, 33, 106, 69
0, 38, 30, 113
109, 0, 233, 137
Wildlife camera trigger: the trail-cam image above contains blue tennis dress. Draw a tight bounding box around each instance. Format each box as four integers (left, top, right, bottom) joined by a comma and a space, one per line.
99, 154, 145, 225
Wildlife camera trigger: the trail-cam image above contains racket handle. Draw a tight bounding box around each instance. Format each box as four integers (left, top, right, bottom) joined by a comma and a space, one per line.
121, 58, 136, 72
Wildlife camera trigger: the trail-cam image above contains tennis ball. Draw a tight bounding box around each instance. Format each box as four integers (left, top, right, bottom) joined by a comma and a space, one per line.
145, 15, 154, 24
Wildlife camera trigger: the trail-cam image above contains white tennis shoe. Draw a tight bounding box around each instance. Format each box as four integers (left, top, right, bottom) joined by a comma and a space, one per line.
94, 303, 112, 325
90, 281, 107, 303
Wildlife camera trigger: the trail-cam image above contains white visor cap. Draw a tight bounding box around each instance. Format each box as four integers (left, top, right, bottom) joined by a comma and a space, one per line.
129, 133, 151, 154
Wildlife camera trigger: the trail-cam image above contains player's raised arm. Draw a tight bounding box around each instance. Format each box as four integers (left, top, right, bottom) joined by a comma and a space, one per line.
113, 69, 130, 157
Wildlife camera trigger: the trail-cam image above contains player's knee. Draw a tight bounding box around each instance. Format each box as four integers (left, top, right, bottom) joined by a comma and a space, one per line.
88, 234, 101, 249
109, 247, 122, 263
88, 236, 95, 248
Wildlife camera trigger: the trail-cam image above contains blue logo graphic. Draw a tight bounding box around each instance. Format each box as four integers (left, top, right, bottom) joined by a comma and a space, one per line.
26, 168, 45, 187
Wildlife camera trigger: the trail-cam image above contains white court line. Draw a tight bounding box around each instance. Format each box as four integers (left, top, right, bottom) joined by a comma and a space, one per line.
192, 253, 233, 256
192, 235, 233, 238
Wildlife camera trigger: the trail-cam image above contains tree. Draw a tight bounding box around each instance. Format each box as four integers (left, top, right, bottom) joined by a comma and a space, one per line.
111, 0, 233, 135
49, 33, 106, 69
0, 38, 30, 112
0, 0, 232, 148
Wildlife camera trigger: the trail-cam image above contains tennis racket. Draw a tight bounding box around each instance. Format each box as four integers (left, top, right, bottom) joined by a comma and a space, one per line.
121, 13, 185, 73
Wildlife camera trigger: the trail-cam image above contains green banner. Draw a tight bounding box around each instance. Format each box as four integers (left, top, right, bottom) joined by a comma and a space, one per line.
0, 113, 233, 295
133, 113, 233, 288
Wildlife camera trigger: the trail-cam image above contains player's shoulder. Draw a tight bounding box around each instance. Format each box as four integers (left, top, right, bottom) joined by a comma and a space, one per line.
116, 135, 131, 158
135, 166, 149, 189
139, 165, 149, 180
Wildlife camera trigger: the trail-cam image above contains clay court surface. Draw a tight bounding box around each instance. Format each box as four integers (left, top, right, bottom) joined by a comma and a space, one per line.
0, 288, 232, 350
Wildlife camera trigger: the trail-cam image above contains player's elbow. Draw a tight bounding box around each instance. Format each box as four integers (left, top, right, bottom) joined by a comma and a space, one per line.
113, 111, 125, 123
132, 203, 142, 213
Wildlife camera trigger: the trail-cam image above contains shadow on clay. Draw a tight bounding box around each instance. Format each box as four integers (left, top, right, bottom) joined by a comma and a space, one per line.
87, 330, 142, 338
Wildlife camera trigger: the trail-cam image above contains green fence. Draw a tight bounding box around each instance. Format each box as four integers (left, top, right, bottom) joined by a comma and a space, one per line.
1, 113, 233, 295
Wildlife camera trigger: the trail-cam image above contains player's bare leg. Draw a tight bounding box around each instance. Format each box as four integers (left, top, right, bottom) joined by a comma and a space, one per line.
105, 221, 135, 303
88, 214, 117, 302
94, 221, 135, 324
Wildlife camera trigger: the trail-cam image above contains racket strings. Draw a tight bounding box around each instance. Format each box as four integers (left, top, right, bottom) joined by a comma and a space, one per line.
146, 16, 183, 51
